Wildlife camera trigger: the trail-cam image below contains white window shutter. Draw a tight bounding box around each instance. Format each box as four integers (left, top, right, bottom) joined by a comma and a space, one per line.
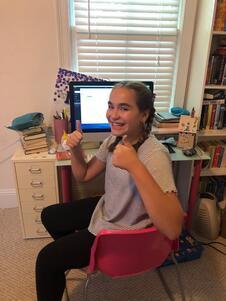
71, 0, 180, 111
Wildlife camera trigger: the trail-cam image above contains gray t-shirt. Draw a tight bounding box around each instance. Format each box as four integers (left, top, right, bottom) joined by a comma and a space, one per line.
88, 135, 177, 235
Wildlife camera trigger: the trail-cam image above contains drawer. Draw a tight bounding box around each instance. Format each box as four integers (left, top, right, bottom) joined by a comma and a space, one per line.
20, 197, 56, 214
15, 162, 56, 188
18, 187, 57, 205
22, 213, 50, 238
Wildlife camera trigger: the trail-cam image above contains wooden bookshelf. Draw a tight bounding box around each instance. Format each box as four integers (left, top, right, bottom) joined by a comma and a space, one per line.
201, 167, 226, 177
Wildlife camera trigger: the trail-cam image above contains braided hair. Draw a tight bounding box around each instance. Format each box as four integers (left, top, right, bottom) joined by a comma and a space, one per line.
108, 81, 155, 152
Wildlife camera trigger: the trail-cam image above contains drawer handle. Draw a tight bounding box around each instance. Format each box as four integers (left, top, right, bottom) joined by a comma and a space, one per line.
33, 206, 44, 212
32, 193, 44, 200
35, 217, 42, 224
30, 181, 43, 187
36, 229, 47, 235
29, 168, 42, 174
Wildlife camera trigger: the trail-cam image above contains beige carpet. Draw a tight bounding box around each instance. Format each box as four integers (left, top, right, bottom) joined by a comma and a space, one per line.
0, 207, 226, 301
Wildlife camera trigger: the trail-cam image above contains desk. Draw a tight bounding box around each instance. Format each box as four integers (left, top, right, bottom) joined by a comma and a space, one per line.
12, 145, 209, 238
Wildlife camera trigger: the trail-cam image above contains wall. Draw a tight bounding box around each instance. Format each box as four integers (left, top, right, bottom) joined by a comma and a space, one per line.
0, 0, 60, 207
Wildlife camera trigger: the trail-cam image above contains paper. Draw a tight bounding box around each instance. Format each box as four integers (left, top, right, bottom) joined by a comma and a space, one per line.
178, 115, 199, 133
177, 132, 196, 149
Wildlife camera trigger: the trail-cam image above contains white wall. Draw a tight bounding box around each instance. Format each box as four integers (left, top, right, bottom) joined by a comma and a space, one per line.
0, 0, 60, 207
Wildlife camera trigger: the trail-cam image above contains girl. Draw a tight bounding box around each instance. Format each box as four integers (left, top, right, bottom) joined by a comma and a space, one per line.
36, 81, 184, 301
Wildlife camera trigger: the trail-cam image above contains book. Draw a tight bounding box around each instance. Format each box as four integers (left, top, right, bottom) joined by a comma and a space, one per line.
206, 103, 213, 129
22, 132, 47, 141
21, 125, 45, 136
24, 146, 48, 155
154, 112, 179, 123
200, 104, 209, 129
220, 143, 226, 167
209, 103, 217, 129
217, 142, 225, 167
204, 89, 225, 100
153, 120, 179, 128
21, 136, 47, 146
22, 142, 48, 151
212, 143, 223, 167
214, 103, 223, 129
217, 104, 225, 129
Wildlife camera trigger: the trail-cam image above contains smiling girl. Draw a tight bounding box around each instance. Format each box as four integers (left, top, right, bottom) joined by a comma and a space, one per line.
35, 81, 184, 301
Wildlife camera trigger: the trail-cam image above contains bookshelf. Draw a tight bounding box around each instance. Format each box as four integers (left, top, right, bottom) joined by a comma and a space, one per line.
185, 0, 226, 213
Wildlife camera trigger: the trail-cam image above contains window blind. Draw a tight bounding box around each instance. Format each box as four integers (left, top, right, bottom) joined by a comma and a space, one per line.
71, 0, 180, 111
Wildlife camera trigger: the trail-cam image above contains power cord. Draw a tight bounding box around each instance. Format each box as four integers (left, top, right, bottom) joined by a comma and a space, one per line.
197, 240, 226, 256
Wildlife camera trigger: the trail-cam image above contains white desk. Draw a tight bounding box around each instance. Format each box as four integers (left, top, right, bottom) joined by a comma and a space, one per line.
12, 144, 209, 238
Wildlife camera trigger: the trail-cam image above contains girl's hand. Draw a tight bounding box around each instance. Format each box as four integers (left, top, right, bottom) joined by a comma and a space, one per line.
66, 120, 83, 149
112, 135, 139, 171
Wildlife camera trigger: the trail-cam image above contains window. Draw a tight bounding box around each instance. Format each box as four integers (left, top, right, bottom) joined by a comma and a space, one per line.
57, 0, 197, 112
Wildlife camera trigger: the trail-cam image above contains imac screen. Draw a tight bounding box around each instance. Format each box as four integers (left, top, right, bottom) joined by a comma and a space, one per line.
69, 81, 154, 137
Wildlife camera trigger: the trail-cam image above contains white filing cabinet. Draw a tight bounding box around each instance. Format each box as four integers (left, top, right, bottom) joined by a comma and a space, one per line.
12, 147, 59, 239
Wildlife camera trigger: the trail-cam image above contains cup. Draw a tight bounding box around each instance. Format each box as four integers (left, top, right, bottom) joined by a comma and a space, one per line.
53, 118, 68, 144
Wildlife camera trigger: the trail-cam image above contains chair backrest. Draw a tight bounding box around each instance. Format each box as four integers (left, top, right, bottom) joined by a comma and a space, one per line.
88, 227, 178, 278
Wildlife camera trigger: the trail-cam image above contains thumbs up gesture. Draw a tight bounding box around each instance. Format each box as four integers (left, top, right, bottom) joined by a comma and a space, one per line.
112, 135, 138, 171
66, 120, 83, 149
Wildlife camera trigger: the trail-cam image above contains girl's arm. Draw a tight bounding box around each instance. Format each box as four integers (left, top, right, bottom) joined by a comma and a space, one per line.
66, 121, 105, 182
112, 136, 184, 240
70, 146, 105, 182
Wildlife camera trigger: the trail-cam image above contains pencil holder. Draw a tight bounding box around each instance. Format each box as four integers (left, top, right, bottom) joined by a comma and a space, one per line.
53, 118, 68, 144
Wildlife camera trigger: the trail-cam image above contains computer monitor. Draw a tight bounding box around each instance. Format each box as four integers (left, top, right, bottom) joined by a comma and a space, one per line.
69, 81, 154, 142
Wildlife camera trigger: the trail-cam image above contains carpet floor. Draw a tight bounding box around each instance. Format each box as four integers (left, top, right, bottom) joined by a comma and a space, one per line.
0, 207, 226, 301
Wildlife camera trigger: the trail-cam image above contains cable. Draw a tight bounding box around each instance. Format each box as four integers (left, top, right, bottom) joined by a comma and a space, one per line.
197, 240, 226, 256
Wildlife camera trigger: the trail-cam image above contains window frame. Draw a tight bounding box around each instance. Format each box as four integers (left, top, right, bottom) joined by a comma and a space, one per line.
55, 0, 197, 110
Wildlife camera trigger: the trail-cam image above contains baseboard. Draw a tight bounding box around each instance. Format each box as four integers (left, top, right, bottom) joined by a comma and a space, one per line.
0, 189, 17, 208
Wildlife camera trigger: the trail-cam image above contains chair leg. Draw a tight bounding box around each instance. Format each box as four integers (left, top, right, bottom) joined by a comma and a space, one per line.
170, 253, 186, 301
157, 252, 186, 301
64, 270, 70, 301
157, 268, 175, 301
84, 273, 92, 301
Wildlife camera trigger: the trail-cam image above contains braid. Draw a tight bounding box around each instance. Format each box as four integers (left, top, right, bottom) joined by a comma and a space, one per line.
108, 136, 122, 152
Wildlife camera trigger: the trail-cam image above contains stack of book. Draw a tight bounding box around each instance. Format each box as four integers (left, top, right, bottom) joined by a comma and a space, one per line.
206, 44, 226, 85
198, 140, 226, 168
19, 126, 48, 155
199, 176, 226, 203
200, 89, 225, 130
214, 0, 226, 31
153, 112, 180, 128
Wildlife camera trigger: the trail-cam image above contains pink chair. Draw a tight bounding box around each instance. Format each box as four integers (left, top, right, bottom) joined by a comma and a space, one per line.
65, 226, 185, 301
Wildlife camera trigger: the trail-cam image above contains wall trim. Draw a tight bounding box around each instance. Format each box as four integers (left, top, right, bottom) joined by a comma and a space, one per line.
0, 189, 17, 208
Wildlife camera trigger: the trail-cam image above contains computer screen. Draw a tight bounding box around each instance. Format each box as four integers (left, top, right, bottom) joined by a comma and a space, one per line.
69, 81, 154, 142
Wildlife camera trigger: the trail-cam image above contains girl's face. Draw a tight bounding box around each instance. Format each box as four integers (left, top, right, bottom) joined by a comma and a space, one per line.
106, 87, 148, 144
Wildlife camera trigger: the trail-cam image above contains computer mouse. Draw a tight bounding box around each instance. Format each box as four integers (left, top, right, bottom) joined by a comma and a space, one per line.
182, 148, 197, 156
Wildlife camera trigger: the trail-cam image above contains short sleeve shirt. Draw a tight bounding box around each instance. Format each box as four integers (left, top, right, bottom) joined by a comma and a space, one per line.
88, 135, 177, 235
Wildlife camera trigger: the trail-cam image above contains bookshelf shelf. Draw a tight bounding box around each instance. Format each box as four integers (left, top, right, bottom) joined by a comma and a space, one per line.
213, 31, 226, 35
199, 128, 226, 137
205, 85, 226, 89
201, 167, 226, 177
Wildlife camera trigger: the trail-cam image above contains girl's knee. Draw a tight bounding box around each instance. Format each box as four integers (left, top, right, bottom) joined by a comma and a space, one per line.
41, 204, 58, 227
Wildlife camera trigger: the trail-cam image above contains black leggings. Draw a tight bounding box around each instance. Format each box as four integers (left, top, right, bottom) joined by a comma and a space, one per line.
35, 196, 100, 301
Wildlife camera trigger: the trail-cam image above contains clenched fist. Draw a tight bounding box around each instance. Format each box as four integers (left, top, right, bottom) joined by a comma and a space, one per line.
112, 135, 138, 171
66, 120, 83, 149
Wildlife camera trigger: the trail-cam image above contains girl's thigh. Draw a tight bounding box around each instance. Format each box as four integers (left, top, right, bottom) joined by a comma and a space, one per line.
41, 196, 100, 236
38, 229, 95, 271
